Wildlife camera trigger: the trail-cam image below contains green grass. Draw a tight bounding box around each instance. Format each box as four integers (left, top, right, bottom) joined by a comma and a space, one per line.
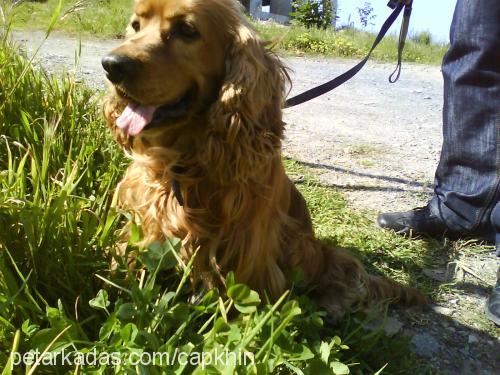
255, 23, 447, 65
8, 0, 131, 39
6, 0, 447, 64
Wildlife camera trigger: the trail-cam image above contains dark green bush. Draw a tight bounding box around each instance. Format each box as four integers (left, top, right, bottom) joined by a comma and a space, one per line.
290, 0, 334, 29
412, 30, 432, 45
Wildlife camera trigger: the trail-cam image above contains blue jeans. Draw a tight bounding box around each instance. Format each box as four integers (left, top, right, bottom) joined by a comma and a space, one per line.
428, 0, 500, 249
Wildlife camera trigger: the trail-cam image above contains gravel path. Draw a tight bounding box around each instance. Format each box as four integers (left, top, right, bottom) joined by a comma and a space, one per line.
12, 30, 499, 374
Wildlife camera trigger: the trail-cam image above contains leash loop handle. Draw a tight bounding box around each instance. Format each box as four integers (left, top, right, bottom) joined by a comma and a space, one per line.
389, 0, 412, 83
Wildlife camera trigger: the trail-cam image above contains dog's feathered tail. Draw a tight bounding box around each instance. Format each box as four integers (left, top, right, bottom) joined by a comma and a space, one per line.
366, 273, 428, 307
306, 244, 427, 322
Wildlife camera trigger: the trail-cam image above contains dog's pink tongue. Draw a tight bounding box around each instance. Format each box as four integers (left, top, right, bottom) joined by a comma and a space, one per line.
116, 102, 158, 136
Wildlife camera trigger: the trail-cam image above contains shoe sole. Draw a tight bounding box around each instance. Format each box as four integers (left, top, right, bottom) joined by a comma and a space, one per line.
390, 227, 494, 244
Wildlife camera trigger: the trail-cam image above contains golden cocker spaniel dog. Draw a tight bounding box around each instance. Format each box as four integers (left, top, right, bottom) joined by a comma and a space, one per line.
102, 0, 426, 321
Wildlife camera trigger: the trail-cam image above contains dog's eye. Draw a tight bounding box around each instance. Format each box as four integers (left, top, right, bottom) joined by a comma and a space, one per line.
131, 20, 140, 32
177, 22, 200, 40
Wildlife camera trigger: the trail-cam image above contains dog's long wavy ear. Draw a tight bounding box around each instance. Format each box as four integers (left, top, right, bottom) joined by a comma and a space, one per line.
203, 19, 290, 184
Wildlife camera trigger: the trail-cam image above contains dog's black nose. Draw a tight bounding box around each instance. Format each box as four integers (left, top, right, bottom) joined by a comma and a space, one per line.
101, 54, 137, 84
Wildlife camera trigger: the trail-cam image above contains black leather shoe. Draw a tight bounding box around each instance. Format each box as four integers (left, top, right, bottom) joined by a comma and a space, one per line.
377, 205, 449, 237
485, 265, 500, 326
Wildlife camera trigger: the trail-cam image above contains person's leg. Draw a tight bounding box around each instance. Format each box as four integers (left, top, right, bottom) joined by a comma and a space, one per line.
378, 0, 500, 240
380, 0, 500, 325
428, 0, 500, 235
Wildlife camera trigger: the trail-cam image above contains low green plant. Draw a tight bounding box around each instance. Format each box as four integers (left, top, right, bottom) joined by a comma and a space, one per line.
284, 32, 362, 56
255, 22, 447, 64
412, 30, 432, 46
8, 0, 130, 38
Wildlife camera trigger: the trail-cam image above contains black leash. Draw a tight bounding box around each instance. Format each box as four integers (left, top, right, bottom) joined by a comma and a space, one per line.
171, 166, 185, 206
172, 179, 184, 206
284, 0, 413, 109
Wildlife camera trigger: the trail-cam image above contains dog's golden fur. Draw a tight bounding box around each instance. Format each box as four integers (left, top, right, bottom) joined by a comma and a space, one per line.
103, 0, 426, 320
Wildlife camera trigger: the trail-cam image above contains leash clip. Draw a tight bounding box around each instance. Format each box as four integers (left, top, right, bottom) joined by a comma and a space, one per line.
387, 0, 399, 9
387, 0, 411, 8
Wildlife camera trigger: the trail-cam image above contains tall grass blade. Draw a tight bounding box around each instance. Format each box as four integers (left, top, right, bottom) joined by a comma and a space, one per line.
45, 0, 62, 38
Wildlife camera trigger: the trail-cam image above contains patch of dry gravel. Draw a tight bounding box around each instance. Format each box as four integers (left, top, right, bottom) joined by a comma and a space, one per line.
283, 56, 443, 212
12, 30, 499, 374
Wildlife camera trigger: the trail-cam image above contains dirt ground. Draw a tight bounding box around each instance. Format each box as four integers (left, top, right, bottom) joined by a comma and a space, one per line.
12, 30, 499, 374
